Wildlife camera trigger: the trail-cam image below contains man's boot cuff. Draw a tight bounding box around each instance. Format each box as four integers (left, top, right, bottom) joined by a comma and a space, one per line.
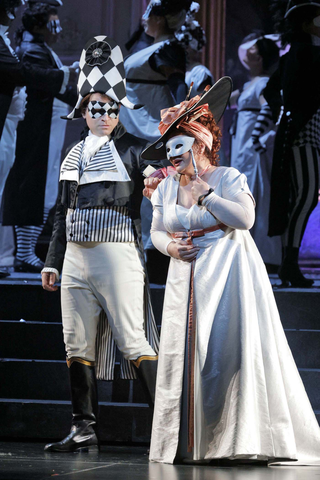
131, 355, 158, 368
67, 357, 96, 368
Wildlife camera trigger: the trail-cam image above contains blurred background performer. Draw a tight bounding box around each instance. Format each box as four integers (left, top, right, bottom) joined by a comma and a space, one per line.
2, 0, 77, 273
176, 1, 214, 98
0, 0, 73, 276
265, 0, 320, 287
120, 0, 191, 279
230, 32, 281, 270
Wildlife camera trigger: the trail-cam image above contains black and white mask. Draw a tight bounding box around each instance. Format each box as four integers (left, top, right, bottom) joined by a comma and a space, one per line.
88, 100, 119, 119
47, 19, 62, 35
166, 135, 195, 160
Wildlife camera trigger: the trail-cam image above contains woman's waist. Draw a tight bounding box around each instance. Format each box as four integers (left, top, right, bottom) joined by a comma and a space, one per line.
170, 224, 226, 243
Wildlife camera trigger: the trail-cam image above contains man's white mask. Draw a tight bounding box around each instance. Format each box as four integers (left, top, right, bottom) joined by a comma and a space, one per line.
313, 15, 320, 27
165, 135, 195, 160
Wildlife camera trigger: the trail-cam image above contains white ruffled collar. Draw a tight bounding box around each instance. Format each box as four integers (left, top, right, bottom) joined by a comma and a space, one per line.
82, 132, 110, 164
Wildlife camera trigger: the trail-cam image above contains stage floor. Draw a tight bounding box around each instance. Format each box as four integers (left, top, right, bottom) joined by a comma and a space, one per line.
1, 442, 320, 480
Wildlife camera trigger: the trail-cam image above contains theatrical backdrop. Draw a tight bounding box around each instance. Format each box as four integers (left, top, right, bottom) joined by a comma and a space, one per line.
7, 0, 320, 258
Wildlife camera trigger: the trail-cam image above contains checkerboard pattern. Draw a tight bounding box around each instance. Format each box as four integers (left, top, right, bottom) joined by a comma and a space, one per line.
88, 100, 119, 119
67, 35, 139, 120
294, 109, 320, 148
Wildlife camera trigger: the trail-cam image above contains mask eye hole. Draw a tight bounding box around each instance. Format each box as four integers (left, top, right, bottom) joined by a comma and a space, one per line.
166, 147, 170, 152
175, 144, 183, 149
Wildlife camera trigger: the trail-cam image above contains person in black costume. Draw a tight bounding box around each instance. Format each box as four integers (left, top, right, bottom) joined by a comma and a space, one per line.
0, 0, 75, 277
264, 0, 320, 287
2, 0, 77, 273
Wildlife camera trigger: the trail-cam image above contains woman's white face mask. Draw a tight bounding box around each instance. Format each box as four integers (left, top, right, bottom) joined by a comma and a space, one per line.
166, 135, 195, 160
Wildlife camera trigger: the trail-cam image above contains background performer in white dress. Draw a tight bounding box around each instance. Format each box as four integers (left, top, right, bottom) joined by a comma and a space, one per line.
230, 33, 282, 269
142, 78, 320, 465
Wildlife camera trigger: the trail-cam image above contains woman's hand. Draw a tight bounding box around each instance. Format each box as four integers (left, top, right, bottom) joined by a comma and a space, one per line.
42, 272, 58, 292
143, 177, 162, 200
167, 239, 200, 263
191, 177, 211, 203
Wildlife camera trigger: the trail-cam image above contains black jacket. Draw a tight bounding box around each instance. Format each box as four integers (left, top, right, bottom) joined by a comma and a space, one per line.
0, 33, 64, 139
2, 31, 77, 226
264, 41, 320, 236
44, 123, 163, 274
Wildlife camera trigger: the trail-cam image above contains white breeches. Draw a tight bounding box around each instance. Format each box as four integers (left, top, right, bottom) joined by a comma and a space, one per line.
61, 241, 156, 362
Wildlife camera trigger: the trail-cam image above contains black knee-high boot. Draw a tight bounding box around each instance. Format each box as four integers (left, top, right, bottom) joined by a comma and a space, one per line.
278, 246, 314, 288
44, 360, 99, 452
131, 356, 158, 408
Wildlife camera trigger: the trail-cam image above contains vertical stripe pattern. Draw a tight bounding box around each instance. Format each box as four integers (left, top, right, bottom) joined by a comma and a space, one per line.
285, 145, 319, 248
66, 206, 135, 243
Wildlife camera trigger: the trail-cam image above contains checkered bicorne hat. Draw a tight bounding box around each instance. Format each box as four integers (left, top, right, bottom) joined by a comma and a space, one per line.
66, 35, 141, 120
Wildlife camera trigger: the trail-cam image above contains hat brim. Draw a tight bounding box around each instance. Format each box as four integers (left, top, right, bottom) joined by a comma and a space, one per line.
285, 1, 320, 17
238, 34, 281, 70
141, 76, 233, 160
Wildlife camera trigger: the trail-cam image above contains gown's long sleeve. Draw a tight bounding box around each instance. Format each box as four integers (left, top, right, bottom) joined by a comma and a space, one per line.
202, 191, 255, 230
150, 200, 173, 256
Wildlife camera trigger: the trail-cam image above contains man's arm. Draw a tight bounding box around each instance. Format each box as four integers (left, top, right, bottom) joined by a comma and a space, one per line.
43, 182, 67, 279
0, 42, 65, 94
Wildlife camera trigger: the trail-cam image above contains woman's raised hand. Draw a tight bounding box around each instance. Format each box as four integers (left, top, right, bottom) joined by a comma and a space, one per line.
143, 177, 162, 200
191, 177, 211, 203
167, 239, 200, 262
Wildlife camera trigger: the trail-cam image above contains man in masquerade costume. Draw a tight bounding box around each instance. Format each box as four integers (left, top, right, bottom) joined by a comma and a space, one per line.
2, 0, 78, 273
0, 0, 72, 276
41, 36, 160, 452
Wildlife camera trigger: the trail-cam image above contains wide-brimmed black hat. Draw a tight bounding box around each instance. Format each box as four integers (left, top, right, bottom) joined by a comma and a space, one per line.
284, 0, 320, 17
141, 76, 232, 160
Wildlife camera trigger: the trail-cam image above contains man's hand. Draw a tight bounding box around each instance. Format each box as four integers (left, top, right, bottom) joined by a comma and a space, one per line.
167, 239, 200, 263
42, 272, 58, 292
143, 177, 162, 200
191, 177, 211, 203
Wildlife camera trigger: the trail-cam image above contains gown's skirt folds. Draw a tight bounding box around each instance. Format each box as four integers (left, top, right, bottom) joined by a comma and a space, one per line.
149, 168, 320, 465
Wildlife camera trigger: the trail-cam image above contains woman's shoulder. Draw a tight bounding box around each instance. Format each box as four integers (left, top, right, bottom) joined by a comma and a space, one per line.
208, 165, 240, 180
209, 166, 246, 188
150, 38, 186, 72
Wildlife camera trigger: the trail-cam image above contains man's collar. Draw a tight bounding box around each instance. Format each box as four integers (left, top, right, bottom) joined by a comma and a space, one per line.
110, 122, 127, 141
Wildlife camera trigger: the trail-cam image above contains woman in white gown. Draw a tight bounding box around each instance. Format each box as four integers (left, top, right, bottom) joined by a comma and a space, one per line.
230, 33, 282, 268
142, 77, 320, 465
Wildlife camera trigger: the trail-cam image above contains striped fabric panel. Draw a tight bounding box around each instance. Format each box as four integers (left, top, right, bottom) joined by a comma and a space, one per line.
95, 311, 116, 381
61, 143, 83, 171
83, 143, 117, 172
61, 142, 118, 175
67, 206, 135, 243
